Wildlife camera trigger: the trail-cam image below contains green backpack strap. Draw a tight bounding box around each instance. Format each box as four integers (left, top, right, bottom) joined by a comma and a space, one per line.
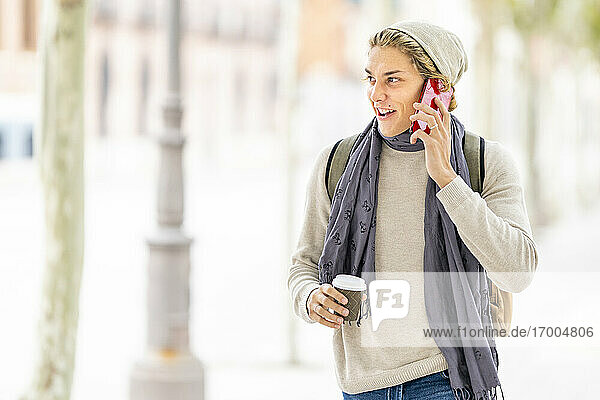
463, 130, 486, 194
325, 133, 361, 202
326, 130, 486, 199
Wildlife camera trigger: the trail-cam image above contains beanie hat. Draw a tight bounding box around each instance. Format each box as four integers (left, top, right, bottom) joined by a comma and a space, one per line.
385, 20, 469, 86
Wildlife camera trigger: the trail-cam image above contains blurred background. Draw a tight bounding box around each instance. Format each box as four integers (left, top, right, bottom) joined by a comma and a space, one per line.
1, 0, 600, 399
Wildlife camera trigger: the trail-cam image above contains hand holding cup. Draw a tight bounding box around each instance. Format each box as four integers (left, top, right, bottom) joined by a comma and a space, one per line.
307, 279, 367, 329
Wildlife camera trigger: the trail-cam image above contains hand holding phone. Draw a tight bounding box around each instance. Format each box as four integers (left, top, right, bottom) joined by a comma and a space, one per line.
410, 78, 453, 134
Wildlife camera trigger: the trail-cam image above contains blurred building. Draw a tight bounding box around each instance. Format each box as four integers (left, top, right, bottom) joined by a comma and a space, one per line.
88, 0, 281, 166
0, 0, 281, 163
0, 0, 38, 159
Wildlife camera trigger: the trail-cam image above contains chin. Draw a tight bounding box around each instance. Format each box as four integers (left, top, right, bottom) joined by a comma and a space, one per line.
380, 124, 404, 137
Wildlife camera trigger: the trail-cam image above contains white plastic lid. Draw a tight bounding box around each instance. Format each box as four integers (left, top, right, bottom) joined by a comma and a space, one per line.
332, 274, 367, 291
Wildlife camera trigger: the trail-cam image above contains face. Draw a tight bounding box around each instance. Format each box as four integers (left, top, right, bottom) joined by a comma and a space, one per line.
364, 46, 426, 137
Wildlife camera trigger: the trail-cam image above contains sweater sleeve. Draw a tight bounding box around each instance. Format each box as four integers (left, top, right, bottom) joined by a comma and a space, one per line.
287, 143, 335, 324
435, 140, 539, 293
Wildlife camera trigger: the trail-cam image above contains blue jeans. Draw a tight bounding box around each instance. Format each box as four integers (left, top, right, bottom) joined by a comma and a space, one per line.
342, 370, 454, 400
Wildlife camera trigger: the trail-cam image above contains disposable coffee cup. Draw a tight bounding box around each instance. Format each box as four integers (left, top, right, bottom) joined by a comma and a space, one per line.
332, 274, 367, 323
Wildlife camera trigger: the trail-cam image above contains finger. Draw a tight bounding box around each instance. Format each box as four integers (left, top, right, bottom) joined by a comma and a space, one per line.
315, 303, 345, 324
434, 99, 451, 139
319, 292, 349, 317
435, 97, 449, 122
414, 101, 443, 124
410, 129, 434, 145
409, 112, 437, 128
310, 306, 341, 329
323, 284, 349, 306
362, 293, 367, 301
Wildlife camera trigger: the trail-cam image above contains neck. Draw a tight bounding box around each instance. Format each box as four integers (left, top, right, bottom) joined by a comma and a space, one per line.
376, 121, 424, 152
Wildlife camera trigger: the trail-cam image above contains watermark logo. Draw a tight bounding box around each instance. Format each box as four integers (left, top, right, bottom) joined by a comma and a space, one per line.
369, 279, 411, 331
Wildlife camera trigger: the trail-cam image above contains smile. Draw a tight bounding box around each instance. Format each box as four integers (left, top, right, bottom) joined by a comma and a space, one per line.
376, 107, 396, 120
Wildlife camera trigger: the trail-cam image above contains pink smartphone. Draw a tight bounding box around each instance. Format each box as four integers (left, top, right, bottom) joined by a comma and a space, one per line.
410, 78, 453, 134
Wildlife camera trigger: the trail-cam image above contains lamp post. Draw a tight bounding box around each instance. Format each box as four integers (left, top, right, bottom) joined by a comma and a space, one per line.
129, 0, 204, 398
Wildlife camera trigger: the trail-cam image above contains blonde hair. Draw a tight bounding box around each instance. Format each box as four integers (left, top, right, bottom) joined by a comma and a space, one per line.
368, 28, 458, 112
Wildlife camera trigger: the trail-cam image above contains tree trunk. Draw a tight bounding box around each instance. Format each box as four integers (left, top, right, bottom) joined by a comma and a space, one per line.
21, 1, 86, 399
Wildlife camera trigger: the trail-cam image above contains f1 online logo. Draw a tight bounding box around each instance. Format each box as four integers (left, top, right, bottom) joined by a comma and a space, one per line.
369, 280, 410, 331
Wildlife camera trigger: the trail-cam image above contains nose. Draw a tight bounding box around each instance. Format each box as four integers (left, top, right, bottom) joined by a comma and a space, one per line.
369, 79, 387, 104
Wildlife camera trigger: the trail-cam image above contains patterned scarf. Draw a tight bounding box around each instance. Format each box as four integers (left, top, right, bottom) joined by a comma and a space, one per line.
318, 113, 504, 400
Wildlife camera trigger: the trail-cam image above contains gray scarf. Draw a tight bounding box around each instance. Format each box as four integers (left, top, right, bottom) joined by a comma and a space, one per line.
318, 114, 504, 400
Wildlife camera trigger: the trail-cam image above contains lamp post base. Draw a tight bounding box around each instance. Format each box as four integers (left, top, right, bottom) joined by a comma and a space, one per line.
130, 353, 204, 400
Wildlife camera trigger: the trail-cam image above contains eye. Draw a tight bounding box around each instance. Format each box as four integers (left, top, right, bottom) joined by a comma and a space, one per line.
388, 77, 401, 83
361, 75, 375, 84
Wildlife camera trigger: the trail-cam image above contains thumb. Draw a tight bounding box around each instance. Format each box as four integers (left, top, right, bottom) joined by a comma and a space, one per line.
410, 129, 431, 145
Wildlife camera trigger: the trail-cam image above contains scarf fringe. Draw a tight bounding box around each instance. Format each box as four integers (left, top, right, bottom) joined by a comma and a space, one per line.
452, 384, 504, 400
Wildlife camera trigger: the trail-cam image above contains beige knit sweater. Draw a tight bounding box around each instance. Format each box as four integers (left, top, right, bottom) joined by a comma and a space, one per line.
287, 136, 539, 394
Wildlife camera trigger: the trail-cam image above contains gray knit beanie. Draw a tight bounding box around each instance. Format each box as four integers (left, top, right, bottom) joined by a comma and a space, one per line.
384, 20, 469, 86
